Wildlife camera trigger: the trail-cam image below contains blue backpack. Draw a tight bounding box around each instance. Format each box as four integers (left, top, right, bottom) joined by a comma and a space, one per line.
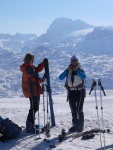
0, 116, 22, 142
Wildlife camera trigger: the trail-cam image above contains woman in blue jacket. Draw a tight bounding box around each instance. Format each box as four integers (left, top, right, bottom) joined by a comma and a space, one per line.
59, 55, 86, 132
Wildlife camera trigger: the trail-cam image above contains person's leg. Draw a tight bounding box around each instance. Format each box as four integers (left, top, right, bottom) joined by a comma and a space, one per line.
68, 90, 78, 131
33, 96, 40, 128
26, 96, 40, 132
33, 96, 40, 115
26, 97, 34, 132
76, 89, 85, 132
27, 96, 40, 122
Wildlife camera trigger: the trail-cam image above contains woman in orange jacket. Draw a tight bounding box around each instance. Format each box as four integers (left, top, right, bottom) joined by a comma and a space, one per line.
20, 53, 45, 133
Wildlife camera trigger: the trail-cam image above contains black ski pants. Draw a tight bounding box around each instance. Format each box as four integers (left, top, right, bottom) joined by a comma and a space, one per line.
27, 96, 40, 123
68, 89, 85, 127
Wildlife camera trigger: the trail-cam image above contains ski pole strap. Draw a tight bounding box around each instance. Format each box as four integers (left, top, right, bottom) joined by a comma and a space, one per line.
98, 79, 106, 96
89, 79, 96, 95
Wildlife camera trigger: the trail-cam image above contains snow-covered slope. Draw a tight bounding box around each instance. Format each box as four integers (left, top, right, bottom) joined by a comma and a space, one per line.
76, 26, 113, 55
67, 28, 94, 37
0, 45, 113, 98
0, 93, 113, 150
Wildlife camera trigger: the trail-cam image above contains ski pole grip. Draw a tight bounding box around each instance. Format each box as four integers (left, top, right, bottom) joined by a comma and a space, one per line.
98, 79, 106, 96
89, 80, 96, 95
102, 90, 106, 96
89, 89, 92, 95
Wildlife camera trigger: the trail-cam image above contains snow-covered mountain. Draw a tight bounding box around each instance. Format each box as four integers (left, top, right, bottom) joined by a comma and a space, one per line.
0, 33, 38, 53
0, 46, 113, 98
38, 18, 94, 44
0, 18, 113, 98
75, 26, 113, 55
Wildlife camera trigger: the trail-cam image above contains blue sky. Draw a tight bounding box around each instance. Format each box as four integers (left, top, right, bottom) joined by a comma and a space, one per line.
0, 0, 113, 36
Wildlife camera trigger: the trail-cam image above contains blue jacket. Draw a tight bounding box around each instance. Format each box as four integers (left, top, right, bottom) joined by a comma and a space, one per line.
59, 69, 86, 80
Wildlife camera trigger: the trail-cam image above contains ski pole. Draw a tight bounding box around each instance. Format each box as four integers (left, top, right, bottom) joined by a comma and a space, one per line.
42, 84, 46, 128
43, 84, 48, 141
98, 79, 106, 96
89, 79, 103, 150
38, 103, 41, 139
46, 85, 49, 126
98, 79, 106, 150
45, 84, 51, 142
89, 79, 96, 95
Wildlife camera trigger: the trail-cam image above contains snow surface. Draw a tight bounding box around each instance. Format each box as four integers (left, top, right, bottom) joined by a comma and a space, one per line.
67, 28, 94, 37
0, 90, 113, 150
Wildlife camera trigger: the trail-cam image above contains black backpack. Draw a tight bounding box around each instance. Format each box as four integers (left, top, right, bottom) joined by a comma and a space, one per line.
0, 117, 22, 142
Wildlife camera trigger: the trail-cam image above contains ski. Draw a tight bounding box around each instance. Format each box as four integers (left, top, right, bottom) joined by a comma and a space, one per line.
72, 128, 110, 141
43, 58, 55, 127
50, 128, 67, 148
50, 128, 110, 148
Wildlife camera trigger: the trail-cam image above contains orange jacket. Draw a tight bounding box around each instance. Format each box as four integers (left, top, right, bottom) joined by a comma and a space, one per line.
20, 62, 44, 98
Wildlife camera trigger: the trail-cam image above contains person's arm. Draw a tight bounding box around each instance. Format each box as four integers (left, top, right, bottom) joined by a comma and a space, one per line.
26, 67, 45, 83
26, 67, 42, 80
59, 70, 68, 80
76, 69, 86, 80
35, 62, 44, 73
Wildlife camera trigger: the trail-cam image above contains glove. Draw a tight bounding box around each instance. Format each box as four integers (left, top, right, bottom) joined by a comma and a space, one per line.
78, 63, 82, 70
43, 58, 48, 66
67, 64, 73, 71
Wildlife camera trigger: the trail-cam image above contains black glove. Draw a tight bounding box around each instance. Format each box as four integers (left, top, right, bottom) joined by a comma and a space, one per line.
43, 58, 48, 66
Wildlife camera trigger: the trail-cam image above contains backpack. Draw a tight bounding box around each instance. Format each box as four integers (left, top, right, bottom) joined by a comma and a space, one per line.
0, 117, 22, 142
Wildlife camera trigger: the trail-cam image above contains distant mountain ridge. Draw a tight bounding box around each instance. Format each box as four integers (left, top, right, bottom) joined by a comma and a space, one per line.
1, 18, 113, 55
0, 18, 113, 97
38, 18, 94, 43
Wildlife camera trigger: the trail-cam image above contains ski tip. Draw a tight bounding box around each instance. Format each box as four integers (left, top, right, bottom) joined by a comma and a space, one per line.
50, 144, 56, 148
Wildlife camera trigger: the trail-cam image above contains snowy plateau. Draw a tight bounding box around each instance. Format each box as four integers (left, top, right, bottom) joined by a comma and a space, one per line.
0, 18, 113, 150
